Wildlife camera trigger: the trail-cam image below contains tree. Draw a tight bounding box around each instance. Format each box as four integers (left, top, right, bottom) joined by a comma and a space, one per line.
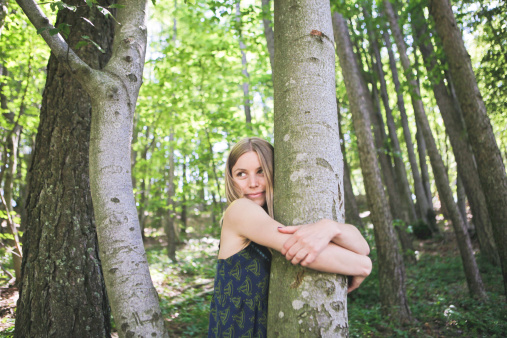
383, 0, 487, 300
382, 25, 435, 232
15, 0, 112, 335
410, 2, 499, 265
267, 1, 348, 335
15, 0, 168, 335
333, 11, 412, 324
429, 0, 507, 297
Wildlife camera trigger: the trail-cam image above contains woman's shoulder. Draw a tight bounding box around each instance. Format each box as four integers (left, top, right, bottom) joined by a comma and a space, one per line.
223, 198, 266, 225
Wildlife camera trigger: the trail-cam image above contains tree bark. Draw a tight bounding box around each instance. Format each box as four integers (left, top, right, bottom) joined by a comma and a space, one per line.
365, 15, 416, 223
429, 0, 507, 296
261, 0, 274, 72
384, 0, 487, 300
268, 2, 348, 335
337, 103, 363, 230
382, 28, 434, 229
15, 1, 113, 335
411, 4, 499, 265
333, 12, 411, 324
15, 0, 169, 335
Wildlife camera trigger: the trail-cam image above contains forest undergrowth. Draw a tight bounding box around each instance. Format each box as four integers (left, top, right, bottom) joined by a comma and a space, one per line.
1, 225, 506, 337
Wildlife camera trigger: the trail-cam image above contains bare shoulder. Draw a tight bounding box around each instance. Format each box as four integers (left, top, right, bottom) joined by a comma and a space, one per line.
224, 198, 265, 224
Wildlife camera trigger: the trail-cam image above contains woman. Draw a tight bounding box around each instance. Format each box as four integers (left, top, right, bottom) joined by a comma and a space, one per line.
208, 137, 371, 337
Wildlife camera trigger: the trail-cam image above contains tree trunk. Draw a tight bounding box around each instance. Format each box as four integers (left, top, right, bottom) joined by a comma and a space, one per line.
15, 1, 113, 336
16, 0, 169, 334
181, 159, 188, 233
337, 102, 363, 230
235, 0, 252, 126
261, 0, 274, 72
384, 0, 487, 300
333, 12, 411, 324
268, 2, 348, 335
365, 16, 416, 223
3, 125, 22, 281
382, 28, 433, 229
165, 130, 177, 261
429, 0, 507, 296
456, 174, 469, 231
411, 4, 499, 265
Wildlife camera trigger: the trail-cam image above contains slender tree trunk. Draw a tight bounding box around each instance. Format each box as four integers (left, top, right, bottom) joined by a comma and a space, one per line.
384, 0, 487, 300
235, 0, 252, 126
333, 12, 411, 324
3, 125, 22, 281
382, 28, 433, 229
429, 0, 507, 296
365, 16, 416, 223
337, 102, 363, 230
456, 174, 469, 230
416, 122, 433, 208
15, 1, 113, 335
261, 0, 274, 72
268, 2, 348, 335
165, 130, 177, 261
411, 5, 499, 265
181, 159, 188, 233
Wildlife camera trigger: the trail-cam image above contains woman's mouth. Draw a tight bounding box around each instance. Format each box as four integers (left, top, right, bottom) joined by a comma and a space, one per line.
246, 192, 264, 198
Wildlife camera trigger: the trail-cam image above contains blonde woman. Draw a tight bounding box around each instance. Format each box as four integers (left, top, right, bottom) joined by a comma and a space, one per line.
208, 137, 371, 337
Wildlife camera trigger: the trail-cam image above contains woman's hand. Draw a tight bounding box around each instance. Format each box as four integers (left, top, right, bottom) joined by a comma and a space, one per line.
278, 220, 338, 266
347, 275, 366, 293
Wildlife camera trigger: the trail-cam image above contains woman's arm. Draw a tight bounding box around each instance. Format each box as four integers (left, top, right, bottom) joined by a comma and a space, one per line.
222, 198, 371, 277
278, 220, 370, 266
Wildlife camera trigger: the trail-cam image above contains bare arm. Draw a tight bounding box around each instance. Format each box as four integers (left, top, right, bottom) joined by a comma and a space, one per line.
278, 220, 370, 266
222, 198, 371, 277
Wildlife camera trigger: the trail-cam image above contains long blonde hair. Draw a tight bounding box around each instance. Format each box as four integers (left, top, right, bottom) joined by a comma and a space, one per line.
225, 138, 274, 218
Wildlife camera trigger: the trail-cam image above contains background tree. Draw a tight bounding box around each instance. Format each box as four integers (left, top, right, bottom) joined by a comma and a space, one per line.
14, 0, 168, 335
429, 0, 507, 297
333, 11, 411, 324
15, 0, 113, 335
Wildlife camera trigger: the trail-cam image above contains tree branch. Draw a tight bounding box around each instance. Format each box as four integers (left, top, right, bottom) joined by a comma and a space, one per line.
15, 0, 92, 77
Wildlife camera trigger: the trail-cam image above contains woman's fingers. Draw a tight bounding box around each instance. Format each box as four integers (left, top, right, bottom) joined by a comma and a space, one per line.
277, 225, 300, 234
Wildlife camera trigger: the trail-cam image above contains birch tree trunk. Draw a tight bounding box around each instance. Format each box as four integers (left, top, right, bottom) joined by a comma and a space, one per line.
411, 4, 499, 265
333, 12, 411, 324
15, 0, 168, 335
15, 0, 112, 335
429, 0, 507, 296
383, 0, 487, 300
267, 1, 348, 335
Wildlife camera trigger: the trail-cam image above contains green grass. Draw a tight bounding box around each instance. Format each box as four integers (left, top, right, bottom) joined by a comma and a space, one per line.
2, 232, 506, 337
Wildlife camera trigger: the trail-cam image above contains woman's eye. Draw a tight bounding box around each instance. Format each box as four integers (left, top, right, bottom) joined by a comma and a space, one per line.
236, 172, 246, 178
257, 169, 264, 175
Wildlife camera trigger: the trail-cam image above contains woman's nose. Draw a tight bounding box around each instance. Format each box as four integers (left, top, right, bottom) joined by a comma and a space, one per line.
249, 176, 259, 187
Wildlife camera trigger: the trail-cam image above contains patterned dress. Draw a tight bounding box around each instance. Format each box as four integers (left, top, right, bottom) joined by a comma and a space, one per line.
208, 241, 272, 338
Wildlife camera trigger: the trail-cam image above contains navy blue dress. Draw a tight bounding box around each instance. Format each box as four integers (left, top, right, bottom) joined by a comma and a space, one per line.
208, 241, 272, 338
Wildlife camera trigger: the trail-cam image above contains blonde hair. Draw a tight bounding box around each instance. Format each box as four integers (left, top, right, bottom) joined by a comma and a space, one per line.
225, 138, 274, 218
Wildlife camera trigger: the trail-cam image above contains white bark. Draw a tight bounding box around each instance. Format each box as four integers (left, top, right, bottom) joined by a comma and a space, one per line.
268, 1, 347, 336
15, 0, 168, 336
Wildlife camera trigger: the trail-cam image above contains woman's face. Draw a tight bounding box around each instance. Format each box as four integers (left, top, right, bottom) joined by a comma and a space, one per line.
231, 151, 266, 207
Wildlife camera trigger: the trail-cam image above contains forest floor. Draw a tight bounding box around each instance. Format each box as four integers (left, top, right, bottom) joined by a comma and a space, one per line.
0, 224, 506, 337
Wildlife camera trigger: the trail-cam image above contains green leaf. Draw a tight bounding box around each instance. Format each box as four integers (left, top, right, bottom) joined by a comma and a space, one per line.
48, 28, 60, 36
75, 40, 89, 49
82, 35, 105, 53
109, 4, 125, 9
36, 27, 49, 35
96, 5, 120, 24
